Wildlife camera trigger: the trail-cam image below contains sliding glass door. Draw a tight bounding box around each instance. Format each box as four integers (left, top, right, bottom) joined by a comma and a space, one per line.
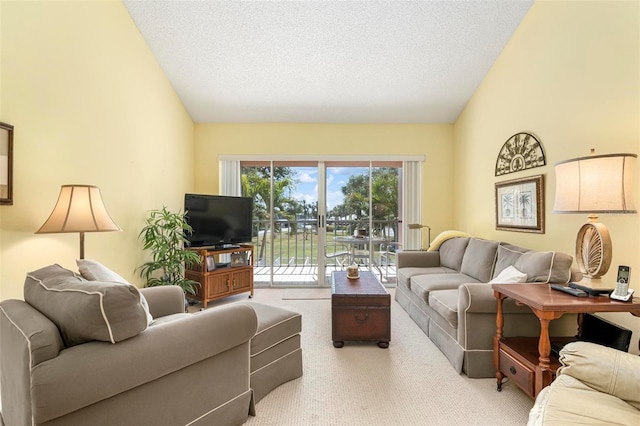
238, 159, 403, 287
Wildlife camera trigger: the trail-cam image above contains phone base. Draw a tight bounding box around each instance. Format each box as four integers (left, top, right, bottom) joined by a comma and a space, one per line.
610, 289, 634, 302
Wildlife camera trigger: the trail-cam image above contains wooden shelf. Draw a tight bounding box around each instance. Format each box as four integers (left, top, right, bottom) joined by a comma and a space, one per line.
185, 245, 254, 308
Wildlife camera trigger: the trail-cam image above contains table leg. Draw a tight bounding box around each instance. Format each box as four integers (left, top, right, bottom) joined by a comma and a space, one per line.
494, 292, 506, 391
535, 316, 554, 396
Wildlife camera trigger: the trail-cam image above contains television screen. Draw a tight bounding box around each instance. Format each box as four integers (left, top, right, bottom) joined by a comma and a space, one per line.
184, 194, 253, 247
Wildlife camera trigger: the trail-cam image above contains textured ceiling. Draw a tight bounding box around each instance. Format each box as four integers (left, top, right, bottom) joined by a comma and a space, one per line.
123, 1, 533, 124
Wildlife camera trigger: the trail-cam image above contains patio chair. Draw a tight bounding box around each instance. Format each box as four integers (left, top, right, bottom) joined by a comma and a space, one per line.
325, 243, 350, 269
375, 241, 402, 281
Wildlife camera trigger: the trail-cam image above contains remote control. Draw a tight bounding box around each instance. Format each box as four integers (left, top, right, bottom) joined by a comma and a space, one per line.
551, 284, 588, 297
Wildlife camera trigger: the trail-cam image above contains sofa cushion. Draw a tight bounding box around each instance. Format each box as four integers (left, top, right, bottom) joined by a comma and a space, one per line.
513, 251, 571, 283
528, 373, 640, 425
558, 341, 640, 410
247, 303, 302, 356
428, 289, 459, 328
77, 259, 153, 325
411, 273, 480, 303
438, 237, 470, 271
493, 244, 528, 277
460, 238, 499, 282
24, 264, 149, 346
488, 265, 528, 284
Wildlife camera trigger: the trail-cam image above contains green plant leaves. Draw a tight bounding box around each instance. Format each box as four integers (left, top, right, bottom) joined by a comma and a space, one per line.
137, 206, 202, 294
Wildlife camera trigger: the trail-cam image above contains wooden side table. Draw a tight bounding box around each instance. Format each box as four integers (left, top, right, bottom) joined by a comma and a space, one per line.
492, 283, 640, 398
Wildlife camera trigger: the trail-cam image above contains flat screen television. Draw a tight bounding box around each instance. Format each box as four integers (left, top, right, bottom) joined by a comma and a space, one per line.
184, 194, 253, 248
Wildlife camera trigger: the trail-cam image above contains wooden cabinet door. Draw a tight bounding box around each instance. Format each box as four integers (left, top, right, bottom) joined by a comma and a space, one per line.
206, 273, 231, 298
231, 268, 252, 292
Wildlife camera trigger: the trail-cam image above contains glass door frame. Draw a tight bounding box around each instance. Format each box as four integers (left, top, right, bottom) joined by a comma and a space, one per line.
231, 155, 420, 288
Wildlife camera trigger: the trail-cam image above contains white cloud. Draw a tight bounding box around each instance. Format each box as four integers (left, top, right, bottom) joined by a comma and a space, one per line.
297, 171, 317, 184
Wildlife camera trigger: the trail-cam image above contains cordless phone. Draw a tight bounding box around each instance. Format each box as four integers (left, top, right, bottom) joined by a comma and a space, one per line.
610, 265, 633, 302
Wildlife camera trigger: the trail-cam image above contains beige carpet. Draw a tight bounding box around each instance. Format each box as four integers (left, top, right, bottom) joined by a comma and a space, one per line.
282, 287, 332, 300
203, 288, 533, 425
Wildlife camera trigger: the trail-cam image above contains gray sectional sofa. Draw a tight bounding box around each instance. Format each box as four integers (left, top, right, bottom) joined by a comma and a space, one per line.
395, 236, 576, 378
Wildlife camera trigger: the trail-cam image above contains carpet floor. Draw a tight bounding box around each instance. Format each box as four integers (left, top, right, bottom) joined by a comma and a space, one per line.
282, 287, 332, 300
200, 288, 534, 426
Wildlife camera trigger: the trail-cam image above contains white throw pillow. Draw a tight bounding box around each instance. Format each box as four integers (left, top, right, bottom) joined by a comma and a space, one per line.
488, 265, 528, 284
77, 259, 154, 325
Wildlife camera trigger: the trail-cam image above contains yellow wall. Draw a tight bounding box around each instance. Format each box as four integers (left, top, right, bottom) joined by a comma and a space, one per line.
195, 123, 454, 248
0, 1, 194, 299
454, 0, 640, 349
2, 0, 639, 349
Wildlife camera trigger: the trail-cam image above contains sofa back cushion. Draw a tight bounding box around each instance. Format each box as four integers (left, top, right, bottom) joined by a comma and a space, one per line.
514, 251, 572, 283
460, 238, 499, 282
24, 264, 148, 347
438, 237, 470, 271
493, 244, 529, 277
494, 245, 572, 284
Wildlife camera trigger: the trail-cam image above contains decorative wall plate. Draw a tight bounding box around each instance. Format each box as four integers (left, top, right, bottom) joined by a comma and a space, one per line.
495, 132, 546, 176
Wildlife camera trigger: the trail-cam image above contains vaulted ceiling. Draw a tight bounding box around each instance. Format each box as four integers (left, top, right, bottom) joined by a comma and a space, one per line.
123, 1, 534, 123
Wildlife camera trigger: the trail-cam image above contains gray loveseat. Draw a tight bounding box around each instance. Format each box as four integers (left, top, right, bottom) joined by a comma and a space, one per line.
395, 236, 575, 378
0, 264, 258, 426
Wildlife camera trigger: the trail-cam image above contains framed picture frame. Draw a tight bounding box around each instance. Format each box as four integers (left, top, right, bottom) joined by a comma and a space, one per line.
205, 255, 216, 272
495, 174, 545, 233
0, 122, 14, 205
231, 252, 247, 267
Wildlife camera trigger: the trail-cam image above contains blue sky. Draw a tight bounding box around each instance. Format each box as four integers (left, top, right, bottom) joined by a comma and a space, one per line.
290, 166, 368, 211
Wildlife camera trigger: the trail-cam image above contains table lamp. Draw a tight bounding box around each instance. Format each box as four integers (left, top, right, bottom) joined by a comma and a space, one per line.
36, 185, 121, 259
553, 150, 636, 287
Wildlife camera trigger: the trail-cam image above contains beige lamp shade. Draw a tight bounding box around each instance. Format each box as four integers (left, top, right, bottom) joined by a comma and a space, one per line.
553, 152, 637, 282
36, 185, 120, 258
553, 153, 636, 214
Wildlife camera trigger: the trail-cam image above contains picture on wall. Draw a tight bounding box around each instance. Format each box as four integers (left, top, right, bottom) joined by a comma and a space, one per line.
0, 122, 14, 205
495, 174, 545, 233
495, 132, 546, 176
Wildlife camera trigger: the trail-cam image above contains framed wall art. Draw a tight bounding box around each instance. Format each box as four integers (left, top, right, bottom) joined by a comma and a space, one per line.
0, 122, 14, 205
495, 174, 545, 233
495, 132, 546, 176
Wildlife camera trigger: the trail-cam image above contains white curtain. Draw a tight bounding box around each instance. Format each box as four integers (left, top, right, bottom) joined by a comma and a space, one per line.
402, 161, 422, 250
220, 160, 241, 196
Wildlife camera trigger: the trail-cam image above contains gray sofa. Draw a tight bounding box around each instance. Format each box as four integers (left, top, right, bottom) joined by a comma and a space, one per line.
0, 265, 258, 426
395, 236, 575, 378
528, 341, 640, 425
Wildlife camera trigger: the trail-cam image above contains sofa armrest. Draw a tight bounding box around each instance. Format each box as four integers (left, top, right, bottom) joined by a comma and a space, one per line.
140, 285, 186, 318
459, 283, 539, 314
396, 251, 441, 268
1, 300, 65, 426
30, 302, 258, 424
558, 341, 640, 410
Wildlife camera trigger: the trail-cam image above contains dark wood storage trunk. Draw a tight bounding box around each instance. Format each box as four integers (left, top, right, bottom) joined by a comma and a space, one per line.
331, 271, 390, 348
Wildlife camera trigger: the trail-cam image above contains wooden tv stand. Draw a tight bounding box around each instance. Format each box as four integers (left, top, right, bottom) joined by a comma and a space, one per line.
185, 244, 254, 308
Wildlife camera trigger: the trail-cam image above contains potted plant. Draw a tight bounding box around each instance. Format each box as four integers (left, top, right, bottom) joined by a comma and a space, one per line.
138, 206, 201, 295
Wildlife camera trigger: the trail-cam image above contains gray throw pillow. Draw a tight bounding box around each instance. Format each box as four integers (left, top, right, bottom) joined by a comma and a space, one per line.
77, 259, 153, 325
460, 238, 499, 282
24, 264, 148, 347
439, 237, 470, 271
493, 245, 527, 278
513, 251, 556, 283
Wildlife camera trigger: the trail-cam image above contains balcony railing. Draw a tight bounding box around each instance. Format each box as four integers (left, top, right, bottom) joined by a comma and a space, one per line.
249, 218, 400, 268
